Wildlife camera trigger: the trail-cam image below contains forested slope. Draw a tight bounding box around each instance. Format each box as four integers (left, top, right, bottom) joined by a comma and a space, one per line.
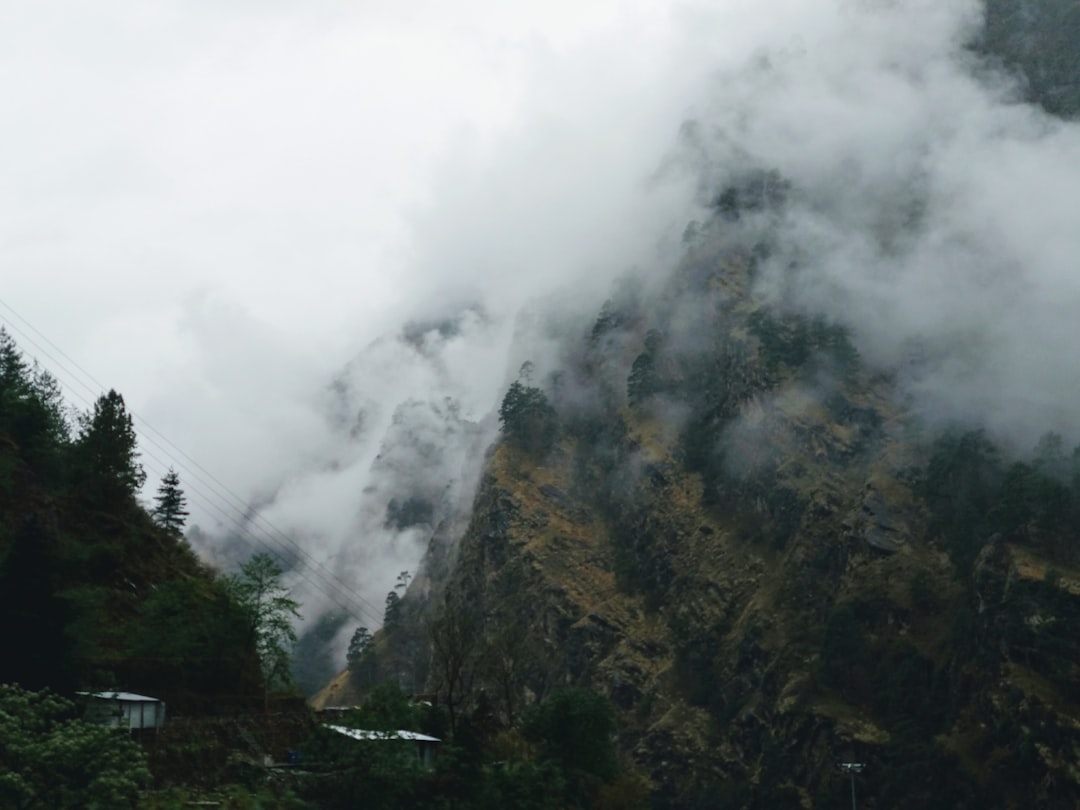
335, 183, 1080, 808
0, 328, 263, 710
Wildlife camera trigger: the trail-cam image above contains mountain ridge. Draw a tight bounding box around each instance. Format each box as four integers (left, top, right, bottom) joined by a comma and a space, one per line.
318, 220, 1080, 806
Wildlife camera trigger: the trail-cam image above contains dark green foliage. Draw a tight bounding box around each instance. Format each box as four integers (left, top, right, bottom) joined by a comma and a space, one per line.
498, 380, 557, 455
627, 330, 663, 407
689, 446, 805, 549
346, 625, 378, 687
126, 577, 262, 711
921, 429, 1004, 571
747, 310, 860, 379
151, 468, 189, 535
521, 687, 618, 785
0, 328, 284, 803
74, 389, 146, 509
588, 287, 642, 344
348, 682, 424, 731
923, 429, 1080, 570
296, 686, 439, 810
819, 601, 867, 690
347, 626, 373, 669
428, 598, 482, 737
819, 598, 953, 739
626, 351, 659, 406
0, 331, 69, 483
994, 577, 1080, 698
225, 552, 302, 704
292, 612, 351, 698
385, 590, 402, 626
608, 510, 676, 610
299, 725, 425, 810
674, 335, 773, 508
0, 684, 150, 809
711, 168, 790, 220
0, 515, 74, 693
994, 460, 1074, 556
871, 739, 987, 810
386, 496, 434, 530
590, 300, 625, 342
667, 611, 725, 712
476, 762, 567, 810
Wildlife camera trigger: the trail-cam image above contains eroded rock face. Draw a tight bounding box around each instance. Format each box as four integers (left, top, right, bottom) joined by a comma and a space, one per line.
327, 230, 1080, 809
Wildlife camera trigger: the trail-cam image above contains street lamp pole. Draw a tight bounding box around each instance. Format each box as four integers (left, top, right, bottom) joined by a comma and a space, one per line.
838, 762, 864, 810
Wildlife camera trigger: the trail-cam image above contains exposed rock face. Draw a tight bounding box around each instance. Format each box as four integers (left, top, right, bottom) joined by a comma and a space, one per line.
314, 229, 1080, 808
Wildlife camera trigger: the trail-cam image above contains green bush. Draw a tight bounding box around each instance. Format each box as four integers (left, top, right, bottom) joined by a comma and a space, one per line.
0, 685, 149, 810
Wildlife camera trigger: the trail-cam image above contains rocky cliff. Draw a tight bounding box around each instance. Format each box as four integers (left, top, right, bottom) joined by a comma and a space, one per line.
312, 8, 1080, 802
317, 214, 1080, 807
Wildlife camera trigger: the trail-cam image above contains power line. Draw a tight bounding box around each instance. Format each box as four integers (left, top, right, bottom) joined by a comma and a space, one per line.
0, 300, 385, 627
0, 306, 382, 625
1, 294, 378, 613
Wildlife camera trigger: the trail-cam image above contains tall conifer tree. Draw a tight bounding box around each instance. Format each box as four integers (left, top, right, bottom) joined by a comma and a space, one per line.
75, 389, 145, 507
151, 468, 189, 535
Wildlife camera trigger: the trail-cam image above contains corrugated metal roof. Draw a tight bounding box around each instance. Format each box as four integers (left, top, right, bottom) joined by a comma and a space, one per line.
77, 691, 161, 702
325, 724, 440, 743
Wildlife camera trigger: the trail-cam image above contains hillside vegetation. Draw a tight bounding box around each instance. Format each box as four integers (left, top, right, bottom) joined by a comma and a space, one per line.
330, 185, 1080, 809
0, 328, 264, 708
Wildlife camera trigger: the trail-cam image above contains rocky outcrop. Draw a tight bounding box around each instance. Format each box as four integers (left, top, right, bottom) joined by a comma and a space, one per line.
330, 234, 1080, 809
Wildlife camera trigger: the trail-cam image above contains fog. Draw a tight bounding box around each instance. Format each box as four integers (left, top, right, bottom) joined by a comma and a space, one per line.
4, 0, 1079, 671
680, 1, 1080, 447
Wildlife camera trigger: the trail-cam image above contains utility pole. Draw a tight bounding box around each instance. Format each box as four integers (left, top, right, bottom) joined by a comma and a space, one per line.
838, 762, 864, 810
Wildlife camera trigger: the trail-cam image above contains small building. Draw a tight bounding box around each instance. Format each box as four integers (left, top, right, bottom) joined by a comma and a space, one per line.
78, 691, 166, 730
325, 724, 440, 767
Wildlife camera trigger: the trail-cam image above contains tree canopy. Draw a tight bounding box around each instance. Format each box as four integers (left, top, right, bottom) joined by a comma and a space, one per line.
499, 380, 557, 455
226, 552, 302, 707
0, 684, 149, 810
75, 389, 145, 508
151, 467, 189, 535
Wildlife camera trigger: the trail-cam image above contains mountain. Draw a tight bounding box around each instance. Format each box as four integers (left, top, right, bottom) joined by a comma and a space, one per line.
982, 0, 1080, 118
315, 175, 1080, 808
0, 331, 264, 712
300, 5, 1080, 807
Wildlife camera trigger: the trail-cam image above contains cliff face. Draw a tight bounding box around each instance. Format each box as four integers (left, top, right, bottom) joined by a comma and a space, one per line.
308, 4, 1080, 786
321, 225, 1080, 807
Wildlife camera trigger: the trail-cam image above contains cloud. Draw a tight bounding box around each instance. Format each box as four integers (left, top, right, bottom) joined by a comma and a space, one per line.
678, 0, 1080, 448
6, 0, 1080, 656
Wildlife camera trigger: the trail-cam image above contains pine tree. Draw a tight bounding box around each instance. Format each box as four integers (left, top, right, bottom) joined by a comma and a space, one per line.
0, 327, 31, 429
75, 389, 146, 507
627, 353, 658, 405
347, 626, 375, 680
0, 335, 69, 479
384, 590, 402, 627
151, 468, 189, 535
498, 380, 557, 455
628, 330, 662, 406
0, 327, 28, 385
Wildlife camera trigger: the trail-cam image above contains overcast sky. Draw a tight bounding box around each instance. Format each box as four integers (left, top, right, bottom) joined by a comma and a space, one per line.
2, 0, 698, 497
1, 0, 719, 628
5, 0, 1080, 632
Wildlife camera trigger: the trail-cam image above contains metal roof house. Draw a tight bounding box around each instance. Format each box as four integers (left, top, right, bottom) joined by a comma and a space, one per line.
325, 724, 441, 767
77, 691, 166, 730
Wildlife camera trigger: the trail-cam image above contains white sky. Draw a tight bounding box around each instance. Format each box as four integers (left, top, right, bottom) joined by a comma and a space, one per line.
6, 0, 1080, 628
1, 0, 696, 502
